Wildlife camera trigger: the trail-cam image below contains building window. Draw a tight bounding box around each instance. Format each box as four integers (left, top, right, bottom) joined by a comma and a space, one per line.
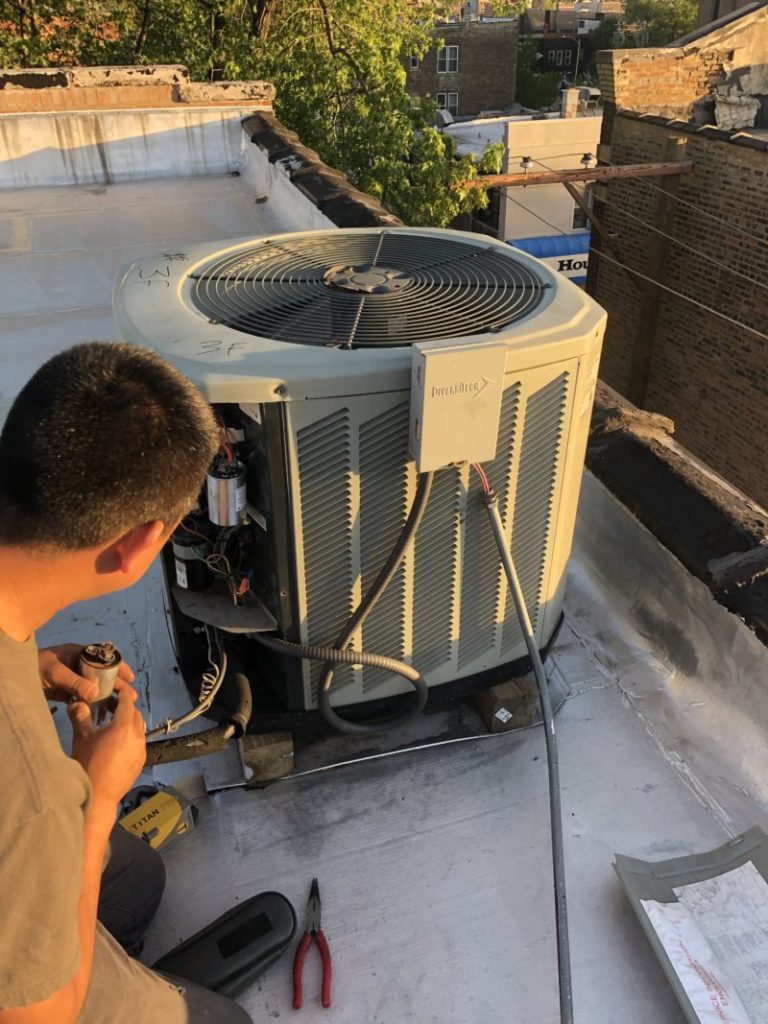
409, 56, 419, 69
437, 45, 459, 73
563, 50, 572, 66
547, 51, 556, 65
436, 92, 459, 116
556, 50, 563, 66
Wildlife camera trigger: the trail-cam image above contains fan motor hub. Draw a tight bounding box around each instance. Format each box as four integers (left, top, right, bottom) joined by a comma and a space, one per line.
323, 264, 412, 295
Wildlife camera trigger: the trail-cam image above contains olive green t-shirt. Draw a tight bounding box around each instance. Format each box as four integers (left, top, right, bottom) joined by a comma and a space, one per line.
0, 630, 186, 1021
0, 629, 90, 1009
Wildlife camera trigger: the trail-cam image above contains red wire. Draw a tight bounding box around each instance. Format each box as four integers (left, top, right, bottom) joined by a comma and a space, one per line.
216, 416, 235, 465
471, 462, 491, 494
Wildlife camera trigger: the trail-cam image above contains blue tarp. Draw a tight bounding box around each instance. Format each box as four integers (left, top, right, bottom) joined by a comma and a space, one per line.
505, 231, 591, 258
506, 231, 590, 285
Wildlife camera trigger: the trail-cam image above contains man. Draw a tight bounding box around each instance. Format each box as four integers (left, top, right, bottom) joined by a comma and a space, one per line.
0, 342, 252, 1023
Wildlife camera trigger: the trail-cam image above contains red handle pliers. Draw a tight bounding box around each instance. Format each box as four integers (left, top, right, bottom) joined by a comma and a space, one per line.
293, 877, 332, 1009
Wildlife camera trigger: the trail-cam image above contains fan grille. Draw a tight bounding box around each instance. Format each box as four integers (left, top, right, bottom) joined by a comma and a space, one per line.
188, 231, 549, 348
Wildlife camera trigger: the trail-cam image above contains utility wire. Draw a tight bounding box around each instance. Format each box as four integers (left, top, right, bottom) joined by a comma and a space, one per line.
597, 192, 768, 295
503, 151, 601, 161
505, 155, 768, 337
599, 154, 768, 251
527, 155, 768, 323
504, 191, 571, 237
588, 246, 768, 342
531, 155, 768, 278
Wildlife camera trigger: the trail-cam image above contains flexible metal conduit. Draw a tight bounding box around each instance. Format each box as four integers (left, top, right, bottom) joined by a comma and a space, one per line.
481, 490, 573, 1024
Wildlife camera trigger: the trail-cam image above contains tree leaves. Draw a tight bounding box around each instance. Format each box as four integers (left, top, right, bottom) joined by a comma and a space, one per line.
0, 0, 518, 225
622, 0, 697, 44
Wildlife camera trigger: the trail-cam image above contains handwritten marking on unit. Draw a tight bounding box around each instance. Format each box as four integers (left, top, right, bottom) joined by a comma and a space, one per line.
195, 340, 249, 358
135, 266, 171, 288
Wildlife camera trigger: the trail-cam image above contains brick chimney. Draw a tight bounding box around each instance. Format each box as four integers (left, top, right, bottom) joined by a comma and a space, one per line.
561, 87, 580, 119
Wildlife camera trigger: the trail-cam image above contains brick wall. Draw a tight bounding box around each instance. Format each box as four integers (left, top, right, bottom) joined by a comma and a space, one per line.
595, 4, 768, 136
597, 47, 728, 125
405, 20, 518, 116
590, 113, 768, 505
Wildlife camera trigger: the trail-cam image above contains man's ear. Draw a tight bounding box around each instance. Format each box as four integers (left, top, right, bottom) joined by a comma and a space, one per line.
109, 520, 167, 575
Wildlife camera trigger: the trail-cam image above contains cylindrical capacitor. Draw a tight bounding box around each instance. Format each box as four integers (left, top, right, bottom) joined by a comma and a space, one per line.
78, 642, 122, 703
206, 459, 246, 527
171, 529, 213, 592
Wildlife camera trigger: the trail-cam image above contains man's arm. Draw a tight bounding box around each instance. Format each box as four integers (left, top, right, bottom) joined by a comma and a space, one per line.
0, 688, 145, 1024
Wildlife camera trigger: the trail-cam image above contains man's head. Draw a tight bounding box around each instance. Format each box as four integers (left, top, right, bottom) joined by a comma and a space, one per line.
0, 342, 218, 596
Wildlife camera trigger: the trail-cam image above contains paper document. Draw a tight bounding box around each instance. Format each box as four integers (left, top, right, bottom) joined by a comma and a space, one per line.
641, 861, 768, 1023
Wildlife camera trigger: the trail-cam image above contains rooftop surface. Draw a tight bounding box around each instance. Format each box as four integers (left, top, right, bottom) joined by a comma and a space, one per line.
0, 172, 323, 422
4, 111, 768, 1023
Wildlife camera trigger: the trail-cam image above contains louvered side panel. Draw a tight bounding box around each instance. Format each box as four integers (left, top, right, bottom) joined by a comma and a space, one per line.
457, 385, 521, 669
412, 466, 462, 676
296, 409, 355, 702
502, 372, 569, 655
359, 405, 410, 694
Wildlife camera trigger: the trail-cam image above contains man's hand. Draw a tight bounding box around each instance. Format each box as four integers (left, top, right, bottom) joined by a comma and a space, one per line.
68, 688, 146, 805
38, 642, 135, 704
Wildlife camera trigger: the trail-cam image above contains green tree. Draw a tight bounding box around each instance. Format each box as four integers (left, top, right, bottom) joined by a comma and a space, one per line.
583, 15, 621, 77
623, 0, 697, 43
515, 38, 561, 110
0, 0, 519, 226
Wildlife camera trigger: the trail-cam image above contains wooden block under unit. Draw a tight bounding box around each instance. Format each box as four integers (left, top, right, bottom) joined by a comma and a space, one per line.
242, 731, 295, 783
474, 676, 538, 733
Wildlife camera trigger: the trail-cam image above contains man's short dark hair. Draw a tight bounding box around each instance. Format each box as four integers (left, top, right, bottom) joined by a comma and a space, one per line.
0, 342, 219, 550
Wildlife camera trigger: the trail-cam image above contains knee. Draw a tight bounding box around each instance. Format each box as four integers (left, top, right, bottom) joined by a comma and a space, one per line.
117, 827, 166, 917
99, 827, 167, 951
128, 831, 167, 911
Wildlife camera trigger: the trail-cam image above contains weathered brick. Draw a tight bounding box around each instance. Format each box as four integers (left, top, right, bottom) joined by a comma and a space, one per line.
591, 115, 768, 506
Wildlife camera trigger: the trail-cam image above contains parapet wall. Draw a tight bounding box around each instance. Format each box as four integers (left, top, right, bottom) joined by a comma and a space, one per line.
0, 65, 274, 114
596, 2, 768, 134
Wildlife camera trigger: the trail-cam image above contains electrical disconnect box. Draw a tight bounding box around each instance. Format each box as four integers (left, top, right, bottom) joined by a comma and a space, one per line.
409, 340, 507, 472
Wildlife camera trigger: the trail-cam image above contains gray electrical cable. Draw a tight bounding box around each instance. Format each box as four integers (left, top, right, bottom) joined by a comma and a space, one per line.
481, 490, 573, 1024
263, 471, 434, 735
253, 633, 429, 729
316, 471, 435, 734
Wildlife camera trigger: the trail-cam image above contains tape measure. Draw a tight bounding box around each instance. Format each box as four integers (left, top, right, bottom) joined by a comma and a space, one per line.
119, 785, 198, 851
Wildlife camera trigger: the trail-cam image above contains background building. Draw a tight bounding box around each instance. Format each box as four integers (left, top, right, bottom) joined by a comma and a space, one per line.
589, 1, 768, 505
447, 92, 601, 283
405, 17, 519, 117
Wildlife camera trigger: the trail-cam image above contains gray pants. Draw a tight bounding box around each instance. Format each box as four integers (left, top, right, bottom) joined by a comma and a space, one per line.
97, 826, 252, 1023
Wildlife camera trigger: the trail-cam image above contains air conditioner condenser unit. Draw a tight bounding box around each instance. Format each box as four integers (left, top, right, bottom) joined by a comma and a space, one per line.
114, 228, 606, 723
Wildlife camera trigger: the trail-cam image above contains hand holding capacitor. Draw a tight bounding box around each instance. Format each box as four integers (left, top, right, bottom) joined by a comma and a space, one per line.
39, 642, 136, 704
68, 685, 147, 804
